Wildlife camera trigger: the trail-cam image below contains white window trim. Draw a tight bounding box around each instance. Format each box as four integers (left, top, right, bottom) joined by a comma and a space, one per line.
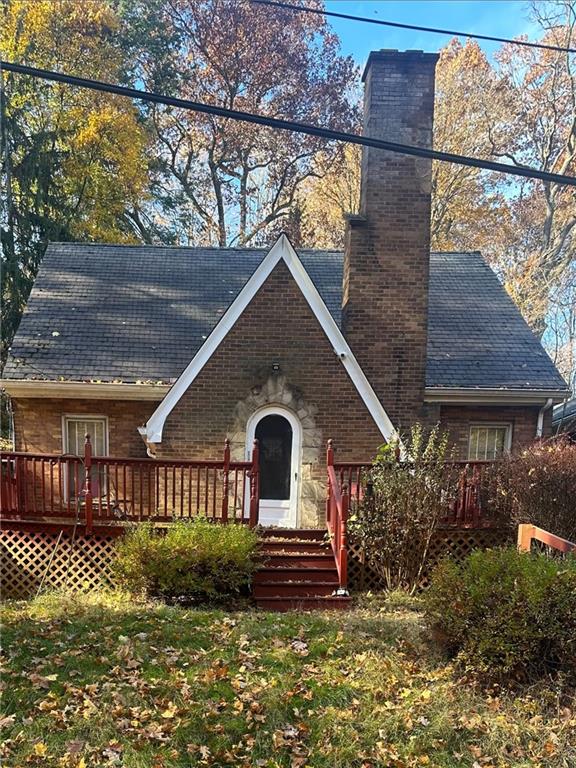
468, 423, 512, 460
62, 414, 110, 456
138, 234, 398, 446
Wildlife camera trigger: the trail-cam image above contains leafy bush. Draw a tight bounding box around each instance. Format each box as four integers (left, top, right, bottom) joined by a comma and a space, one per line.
487, 439, 576, 543
114, 519, 260, 602
426, 547, 576, 680
348, 424, 457, 593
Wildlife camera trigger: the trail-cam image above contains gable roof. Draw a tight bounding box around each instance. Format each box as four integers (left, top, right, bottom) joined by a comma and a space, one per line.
2, 240, 568, 397
141, 235, 396, 442
2, 241, 342, 384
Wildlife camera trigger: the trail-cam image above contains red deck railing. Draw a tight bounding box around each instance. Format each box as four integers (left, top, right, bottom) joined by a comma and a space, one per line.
1, 437, 260, 533
326, 441, 349, 593
323, 451, 501, 592
517, 524, 576, 554
334, 459, 498, 528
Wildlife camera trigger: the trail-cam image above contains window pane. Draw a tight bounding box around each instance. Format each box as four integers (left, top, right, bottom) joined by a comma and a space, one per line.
493, 429, 505, 457
66, 418, 107, 456
480, 429, 489, 460
64, 417, 107, 498
468, 429, 479, 460
255, 415, 292, 500
468, 426, 508, 461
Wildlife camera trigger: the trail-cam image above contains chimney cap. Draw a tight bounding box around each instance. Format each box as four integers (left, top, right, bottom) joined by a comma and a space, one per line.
362, 49, 439, 82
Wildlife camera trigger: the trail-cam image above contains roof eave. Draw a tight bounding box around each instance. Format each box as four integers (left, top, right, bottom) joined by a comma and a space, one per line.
424, 386, 571, 405
1, 379, 172, 401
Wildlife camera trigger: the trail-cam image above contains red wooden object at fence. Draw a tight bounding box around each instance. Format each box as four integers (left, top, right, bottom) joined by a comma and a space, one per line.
83, 434, 93, 535
326, 440, 349, 593
334, 459, 495, 529
1, 438, 261, 533
221, 438, 230, 523
517, 524, 576, 554
249, 439, 260, 528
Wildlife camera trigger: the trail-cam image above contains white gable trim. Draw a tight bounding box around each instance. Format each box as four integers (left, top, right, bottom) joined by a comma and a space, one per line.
139, 234, 397, 444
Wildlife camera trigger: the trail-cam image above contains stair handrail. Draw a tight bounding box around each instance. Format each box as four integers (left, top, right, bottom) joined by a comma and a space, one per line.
249, 439, 260, 528
517, 524, 576, 554
326, 440, 349, 594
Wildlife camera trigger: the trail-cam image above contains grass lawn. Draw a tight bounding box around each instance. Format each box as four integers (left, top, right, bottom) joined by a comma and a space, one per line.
1, 592, 574, 768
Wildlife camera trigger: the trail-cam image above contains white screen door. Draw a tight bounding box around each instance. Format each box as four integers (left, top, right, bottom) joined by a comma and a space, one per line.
247, 408, 300, 527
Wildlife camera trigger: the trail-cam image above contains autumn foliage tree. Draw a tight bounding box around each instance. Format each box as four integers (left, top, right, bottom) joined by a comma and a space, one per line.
118, 0, 359, 246
1, 0, 148, 364
1, 0, 574, 388
430, 39, 510, 255
489, 10, 576, 387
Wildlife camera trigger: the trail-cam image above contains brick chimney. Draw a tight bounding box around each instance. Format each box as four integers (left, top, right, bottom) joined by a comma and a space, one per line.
342, 50, 439, 431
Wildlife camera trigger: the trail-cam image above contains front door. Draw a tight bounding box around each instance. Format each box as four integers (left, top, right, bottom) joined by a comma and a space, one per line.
252, 411, 299, 527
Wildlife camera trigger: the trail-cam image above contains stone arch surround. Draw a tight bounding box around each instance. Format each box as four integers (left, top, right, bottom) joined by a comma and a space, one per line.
228, 375, 325, 527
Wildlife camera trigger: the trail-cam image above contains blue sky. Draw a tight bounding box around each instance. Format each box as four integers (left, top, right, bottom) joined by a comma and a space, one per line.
325, 1, 541, 64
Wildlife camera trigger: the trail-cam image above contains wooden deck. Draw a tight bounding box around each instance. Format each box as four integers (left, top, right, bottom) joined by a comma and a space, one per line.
1, 438, 503, 605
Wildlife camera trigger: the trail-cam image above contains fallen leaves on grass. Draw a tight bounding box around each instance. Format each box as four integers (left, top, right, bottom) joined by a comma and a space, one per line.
1, 593, 574, 767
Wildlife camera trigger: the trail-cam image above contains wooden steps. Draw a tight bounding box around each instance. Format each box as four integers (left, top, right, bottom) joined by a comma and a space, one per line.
254, 528, 350, 611
255, 595, 351, 612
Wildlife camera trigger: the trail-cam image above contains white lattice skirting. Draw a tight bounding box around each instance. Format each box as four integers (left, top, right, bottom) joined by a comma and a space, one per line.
1, 527, 512, 599
1, 530, 118, 599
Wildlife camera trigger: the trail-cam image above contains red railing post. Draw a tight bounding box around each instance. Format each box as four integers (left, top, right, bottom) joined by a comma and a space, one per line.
326, 439, 334, 468
326, 440, 334, 525
83, 434, 93, 535
517, 523, 534, 552
457, 466, 467, 522
470, 464, 481, 526
221, 438, 230, 523
249, 439, 259, 527
340, 483, 349, 592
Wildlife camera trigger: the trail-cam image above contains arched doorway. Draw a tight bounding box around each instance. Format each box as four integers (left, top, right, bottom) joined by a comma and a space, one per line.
246, 407, 301, 527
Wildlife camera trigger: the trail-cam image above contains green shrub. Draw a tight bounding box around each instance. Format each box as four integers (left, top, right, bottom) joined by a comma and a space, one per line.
426, 547, 576, 680
113, 519, 260, 602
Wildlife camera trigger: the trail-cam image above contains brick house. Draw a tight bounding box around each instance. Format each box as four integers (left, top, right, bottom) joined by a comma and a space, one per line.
1, 50, 570, 529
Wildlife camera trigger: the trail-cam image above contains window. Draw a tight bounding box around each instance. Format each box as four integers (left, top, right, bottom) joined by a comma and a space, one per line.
468, 425, 511, 461
63, 416, 108, 498
64, 416, 108, 456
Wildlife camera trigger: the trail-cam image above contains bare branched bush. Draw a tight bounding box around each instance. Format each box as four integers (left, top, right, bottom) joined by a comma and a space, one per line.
487, 438, 576, 543
348, 425, 457, 594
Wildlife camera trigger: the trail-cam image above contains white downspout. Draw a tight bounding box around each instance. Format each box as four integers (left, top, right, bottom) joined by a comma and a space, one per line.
536, 398, 553, 438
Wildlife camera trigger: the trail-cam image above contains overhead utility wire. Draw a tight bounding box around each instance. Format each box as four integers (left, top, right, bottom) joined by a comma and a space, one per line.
251, 0, 576, 55
1, 60, 575, 187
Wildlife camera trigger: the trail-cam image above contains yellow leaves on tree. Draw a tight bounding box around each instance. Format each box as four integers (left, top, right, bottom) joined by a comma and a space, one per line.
61, 102, 147, 242
430, 39, 510, 255
296, 145, 361, 249
1, 0, 150, 361
1, 0, 148, 246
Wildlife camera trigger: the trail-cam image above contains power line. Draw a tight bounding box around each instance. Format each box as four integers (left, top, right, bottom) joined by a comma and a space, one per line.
1, 59, 575, 187
251, 0, 576, 55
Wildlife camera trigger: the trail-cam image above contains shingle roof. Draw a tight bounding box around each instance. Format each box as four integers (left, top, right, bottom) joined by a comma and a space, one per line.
2, 242, 568, 393
427, 252, 568, 391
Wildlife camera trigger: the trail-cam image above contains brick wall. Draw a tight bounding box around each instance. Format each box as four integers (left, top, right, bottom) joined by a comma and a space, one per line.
342, 50, 439, 432
11, 398, 152, 457
438, 403, 549, 459
160, 261, 384, 462
158, 261, 385, 524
